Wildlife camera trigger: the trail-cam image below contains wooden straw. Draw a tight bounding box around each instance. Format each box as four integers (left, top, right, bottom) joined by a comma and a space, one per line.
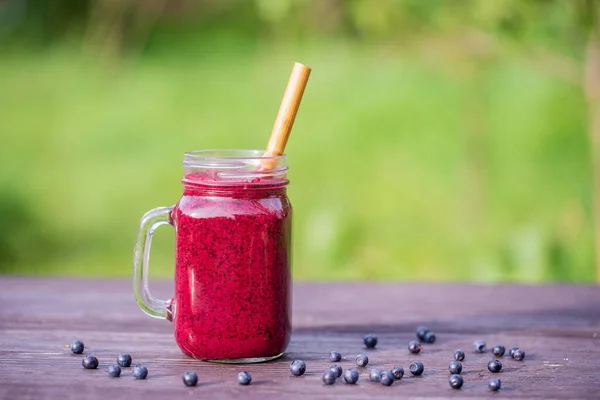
261, 62, 311, 169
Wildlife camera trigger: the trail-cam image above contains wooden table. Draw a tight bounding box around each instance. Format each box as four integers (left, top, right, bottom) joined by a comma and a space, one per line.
1, 278, 599, 399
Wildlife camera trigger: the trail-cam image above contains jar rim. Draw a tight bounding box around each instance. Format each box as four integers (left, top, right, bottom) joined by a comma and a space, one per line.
183, 149, 286, 165
182, 149, 288, 187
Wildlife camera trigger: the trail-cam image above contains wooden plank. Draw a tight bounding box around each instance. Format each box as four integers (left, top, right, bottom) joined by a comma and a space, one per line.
0, 278, 599, 399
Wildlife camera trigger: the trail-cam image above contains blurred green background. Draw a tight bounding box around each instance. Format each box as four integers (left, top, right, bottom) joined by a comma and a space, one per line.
0, 0, 598, 282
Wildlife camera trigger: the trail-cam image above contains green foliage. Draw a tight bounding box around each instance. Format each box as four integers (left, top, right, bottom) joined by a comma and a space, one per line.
0, 0, 595, 281
0, 1, 593, 51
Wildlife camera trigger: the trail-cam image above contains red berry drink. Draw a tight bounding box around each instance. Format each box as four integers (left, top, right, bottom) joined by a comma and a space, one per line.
132, 150, 292, 362
171, 154, 291, 361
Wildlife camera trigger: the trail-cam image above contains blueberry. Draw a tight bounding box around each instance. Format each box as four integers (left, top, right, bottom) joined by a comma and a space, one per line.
237, 371, 252, 386
487, 359, 502, 373
329, 365, 343, 378
132, 365, 148, 380
380, 371, 394, 386
416, 325, 429, 341
488, 377, 502, 391
391, 366, 404, 380
408, 340, 423, 354
454, 349, 465, 361
182, 371, 198, 387
70, 340, 84, 355
343, 368, 359, 384
448, 361, 462, 374
107, 364, 121, 377
369, 368, 383, 382
289, 360, 306, 376
82, 356, 98, 369
509, 347, 519, 358
355, 353, 369, 367
364, 334, 378, 349
322, 370, 336, 385
492, 345, 505, 357
513, 349, 525, 361
117, 354, 132, 368
449, 374, 463, 389
329, 351, 342, 362
409, 361, 424, 376
474, 340, 486, 353
423, 331, 436, 344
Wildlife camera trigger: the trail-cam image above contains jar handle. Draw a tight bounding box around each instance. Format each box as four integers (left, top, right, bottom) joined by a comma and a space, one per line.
132, 206, 174, 321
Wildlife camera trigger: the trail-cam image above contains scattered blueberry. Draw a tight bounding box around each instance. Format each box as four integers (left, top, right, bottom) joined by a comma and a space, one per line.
509, 347, 519, 358
448, 361, 462, 374
132, 365, 148, 380
408, 340, 423, 354
391, 366, 404, 380
355, 353, 369, 367
492, 345, 505, 357
449, 374, 464, 389
343, 368, 359, 384
513, 349, 525, 361
369, 368, 383, 382
409, 361, 424, 376
488, 359, 503, 373
329, 351, 342, 362
82, 356, 98, 369
70, 340, 84, 355
380, 371, 394, 386
474, 340, 486, 353
182, 371, 198, 387
237, 371, 252, 386
416, 325, 430, 341
107, 364, 121, 377
364, 334, 378, 349
290, 360, 306, 376
329, 365, 343, 378
489, 377, 502, 391
117, 354, 132, 368
423, 331, 436, 344
322, 370, 336, 385
454, 349, 465, 361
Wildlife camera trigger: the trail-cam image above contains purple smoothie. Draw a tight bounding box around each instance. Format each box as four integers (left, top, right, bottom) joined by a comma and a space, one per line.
171, 172, 291, 360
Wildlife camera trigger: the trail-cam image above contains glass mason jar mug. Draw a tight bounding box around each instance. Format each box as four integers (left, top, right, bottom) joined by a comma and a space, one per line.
133, 150, 292, 363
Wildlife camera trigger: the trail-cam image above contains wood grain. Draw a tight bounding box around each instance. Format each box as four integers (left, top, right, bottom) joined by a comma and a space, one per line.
261, 62, 311, 170
0, 278, 599, 399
